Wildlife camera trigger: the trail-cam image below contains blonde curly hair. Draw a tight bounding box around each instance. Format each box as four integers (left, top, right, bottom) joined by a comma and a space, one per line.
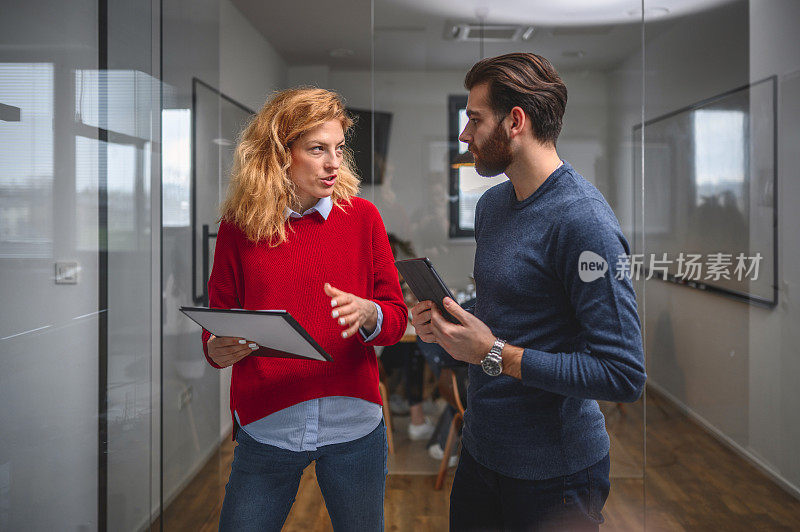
220, 87, 360, 245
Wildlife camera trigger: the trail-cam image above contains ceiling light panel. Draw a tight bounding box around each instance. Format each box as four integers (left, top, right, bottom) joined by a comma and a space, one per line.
444, 23, 535, 42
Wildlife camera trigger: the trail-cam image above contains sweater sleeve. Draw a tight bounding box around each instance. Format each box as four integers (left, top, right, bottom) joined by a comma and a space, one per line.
519, 198, 646, 402
201, 221, 242, 369
357, 207, 408, 347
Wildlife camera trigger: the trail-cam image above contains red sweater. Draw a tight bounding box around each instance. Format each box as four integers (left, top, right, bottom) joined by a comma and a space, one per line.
202, 197, 407, 429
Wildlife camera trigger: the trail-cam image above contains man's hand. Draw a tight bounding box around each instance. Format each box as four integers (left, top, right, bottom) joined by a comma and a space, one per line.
411, 297, 495, 365
411, 298, 524, 378
324, 283, 378, 339
410, 300, 437, 343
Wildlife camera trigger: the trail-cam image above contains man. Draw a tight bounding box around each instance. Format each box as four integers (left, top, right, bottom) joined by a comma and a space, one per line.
411, 53, 646, 531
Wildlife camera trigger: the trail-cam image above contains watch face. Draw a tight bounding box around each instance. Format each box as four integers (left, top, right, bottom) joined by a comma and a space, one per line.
481, 356, 502, 376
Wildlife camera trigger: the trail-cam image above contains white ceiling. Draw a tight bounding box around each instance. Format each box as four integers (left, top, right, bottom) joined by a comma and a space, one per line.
382, 0, 734, 26
231, 0, 733, 72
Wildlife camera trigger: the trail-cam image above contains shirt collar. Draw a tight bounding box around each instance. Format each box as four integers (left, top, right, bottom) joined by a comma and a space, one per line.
284, 196, 333, 220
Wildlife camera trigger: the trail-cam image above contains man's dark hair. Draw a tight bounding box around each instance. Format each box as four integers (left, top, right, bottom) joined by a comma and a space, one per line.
464, 52, 567, 145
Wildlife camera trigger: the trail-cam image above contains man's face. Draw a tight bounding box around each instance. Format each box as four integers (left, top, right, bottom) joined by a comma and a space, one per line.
459, 82, 513, 177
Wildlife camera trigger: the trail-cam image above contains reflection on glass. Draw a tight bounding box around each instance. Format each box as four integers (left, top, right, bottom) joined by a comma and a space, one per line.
75, 69, 156, 140
107, 142, 138, 247
162, 109, 191, 227
0, 63, 54, 258
75, 135, 99, 250
75, 136, 141, 251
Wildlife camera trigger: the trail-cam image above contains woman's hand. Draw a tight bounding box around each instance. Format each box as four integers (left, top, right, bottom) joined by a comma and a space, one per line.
207, 335, 258, 367
324, 283, 378, 339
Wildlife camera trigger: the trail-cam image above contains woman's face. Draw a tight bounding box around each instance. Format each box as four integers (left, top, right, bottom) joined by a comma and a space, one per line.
289, 119, 345, 211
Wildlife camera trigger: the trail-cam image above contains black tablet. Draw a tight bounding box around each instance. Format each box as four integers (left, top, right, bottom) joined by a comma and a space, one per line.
395, 257, 459, 324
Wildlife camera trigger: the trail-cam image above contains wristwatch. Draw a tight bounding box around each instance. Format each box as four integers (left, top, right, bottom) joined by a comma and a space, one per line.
480, 338, 505, 377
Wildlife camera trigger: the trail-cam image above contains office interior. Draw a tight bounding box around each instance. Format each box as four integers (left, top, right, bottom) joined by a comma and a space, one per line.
1, 0, 799, 529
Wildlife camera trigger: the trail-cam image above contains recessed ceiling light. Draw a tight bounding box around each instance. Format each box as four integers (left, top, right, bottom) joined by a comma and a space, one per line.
443, 22, 535, 42
329, 48, 355, 58
521, 27, 535, 41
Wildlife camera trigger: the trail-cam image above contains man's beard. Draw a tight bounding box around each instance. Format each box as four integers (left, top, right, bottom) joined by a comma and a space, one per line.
473, 121, 512, 177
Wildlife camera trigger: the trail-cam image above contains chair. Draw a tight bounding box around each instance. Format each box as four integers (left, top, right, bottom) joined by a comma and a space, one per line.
434, 367, 466, 490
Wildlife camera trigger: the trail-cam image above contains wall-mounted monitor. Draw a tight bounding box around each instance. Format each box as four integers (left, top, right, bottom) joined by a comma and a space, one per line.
633, 76, 777, 307
347, 108, 392, 185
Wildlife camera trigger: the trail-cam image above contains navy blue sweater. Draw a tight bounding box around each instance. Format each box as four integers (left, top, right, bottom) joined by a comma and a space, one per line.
462, 161, 646, 480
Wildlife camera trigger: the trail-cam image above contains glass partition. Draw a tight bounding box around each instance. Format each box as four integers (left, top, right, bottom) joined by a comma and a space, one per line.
641, 0, 800, 528
369, 1, 646, 528
0, 0, 159, 529
159, 0, 223, 528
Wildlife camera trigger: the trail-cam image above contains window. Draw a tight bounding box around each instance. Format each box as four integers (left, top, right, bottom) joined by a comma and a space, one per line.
693, 109, 746, 209
448, 95, 507, 238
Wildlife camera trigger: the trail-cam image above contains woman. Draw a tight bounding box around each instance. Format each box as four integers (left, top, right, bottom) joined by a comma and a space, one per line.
202, 87, 407, 531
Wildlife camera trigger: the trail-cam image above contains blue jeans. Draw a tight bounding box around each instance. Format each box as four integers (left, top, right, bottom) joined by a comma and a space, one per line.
218, 420, 388, 531
450, 448, 610, 531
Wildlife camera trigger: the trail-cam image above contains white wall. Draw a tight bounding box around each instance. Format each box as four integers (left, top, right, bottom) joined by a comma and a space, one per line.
220, 0, 287, 112
609, 0, 800, 496
287, 65, 330, 89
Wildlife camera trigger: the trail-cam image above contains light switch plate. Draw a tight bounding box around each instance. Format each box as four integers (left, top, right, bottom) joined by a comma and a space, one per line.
55, 261, 79, 284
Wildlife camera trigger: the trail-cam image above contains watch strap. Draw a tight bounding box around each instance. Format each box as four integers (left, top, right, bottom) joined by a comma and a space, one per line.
489, 338, 505, 358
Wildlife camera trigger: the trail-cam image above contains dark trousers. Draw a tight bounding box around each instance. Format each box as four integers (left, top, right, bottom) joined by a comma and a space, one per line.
381, 342, 424, 405
450, 448, 610, 532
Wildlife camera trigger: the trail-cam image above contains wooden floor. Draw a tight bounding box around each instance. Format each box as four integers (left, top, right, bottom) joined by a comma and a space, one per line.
159, 389, 800, 531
